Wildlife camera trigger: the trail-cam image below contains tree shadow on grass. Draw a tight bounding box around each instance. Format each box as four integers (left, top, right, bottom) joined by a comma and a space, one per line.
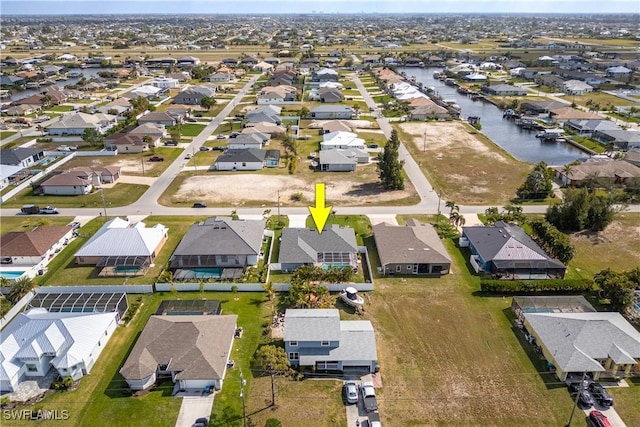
103, 330, 143, 399
501, 307, 566, 390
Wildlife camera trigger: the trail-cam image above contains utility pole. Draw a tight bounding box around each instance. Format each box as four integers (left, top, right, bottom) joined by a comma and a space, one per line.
99, 187, 108, 220
141, 154, 145, 176
436, 191, 442, 222
270, 371, 276, 407
423, 130, 426, 152
565, 371, 587, 427
240, 370, 247, 427
277, 190, 281, 220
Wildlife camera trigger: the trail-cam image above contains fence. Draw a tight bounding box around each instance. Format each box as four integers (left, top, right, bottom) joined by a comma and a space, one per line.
0, 290, 36, 330
37, 285, 154, 294
154, 282, 374, 292
0, 153, 75, 203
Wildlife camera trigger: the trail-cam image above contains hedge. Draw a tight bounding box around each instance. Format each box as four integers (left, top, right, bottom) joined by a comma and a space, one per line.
480, 279, 593, 294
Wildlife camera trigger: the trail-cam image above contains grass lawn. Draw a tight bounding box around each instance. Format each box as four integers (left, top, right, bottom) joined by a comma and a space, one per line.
0, 183, 149, 209
47, 105, 75, 112
396, 121, 531, 205
0, 131, 17, 140
573, 92, 637, 108
3, 292, 270, 427
169, 123, 206, 137
365, 239, 591, 427
565, 212, 640, 279
303, 214, 372, 245
609, 380, 640, 427
570, 136, 606, 154
0, 216, 77, 235
41, 215, 208, 286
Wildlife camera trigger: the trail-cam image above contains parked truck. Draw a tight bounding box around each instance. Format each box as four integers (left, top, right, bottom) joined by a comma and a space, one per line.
20, 205, 40, 215
368, 411, 382, 427
360, 381, 378, 412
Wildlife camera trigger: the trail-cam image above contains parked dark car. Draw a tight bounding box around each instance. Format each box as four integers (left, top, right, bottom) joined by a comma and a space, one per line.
568, 382, 595, 408
589, 410, 613, 427
229, 132, 240, 138
192, 202, 207, 208
588, 382, 614, 407
187, 117, 198, 122
163, 141, 178, 146
194, 417, 209, 427
148, 156, 164, 162
211, 146, 225, 151
199, 146, 210, 151
20, 205, 40, 215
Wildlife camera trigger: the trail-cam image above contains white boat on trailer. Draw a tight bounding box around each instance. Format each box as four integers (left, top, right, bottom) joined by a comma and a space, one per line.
339, 287, 364, 308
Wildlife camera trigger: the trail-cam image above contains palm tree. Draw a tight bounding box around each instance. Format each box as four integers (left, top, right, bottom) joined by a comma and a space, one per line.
561, 163, 574, 182
7, 277, 35, 304
445, 200, 459, 216
262, 282, 276, 301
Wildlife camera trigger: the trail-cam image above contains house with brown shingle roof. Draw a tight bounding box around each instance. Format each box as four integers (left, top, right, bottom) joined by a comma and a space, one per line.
0, 226, 73, 268
554, 159, 640, 187
120, 314, 237, 392
104, 133, 158, 153
39, 166, 121, 195
373, 220, 451, 276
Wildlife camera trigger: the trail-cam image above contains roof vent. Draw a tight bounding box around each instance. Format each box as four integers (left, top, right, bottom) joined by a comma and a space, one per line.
407, 248, 414, 251
423, 248, 430, 251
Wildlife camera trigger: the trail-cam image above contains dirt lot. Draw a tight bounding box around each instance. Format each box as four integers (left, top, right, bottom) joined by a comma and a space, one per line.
61, 148, 181, 176
397, 121, 531, 205
167, 170, 418, 207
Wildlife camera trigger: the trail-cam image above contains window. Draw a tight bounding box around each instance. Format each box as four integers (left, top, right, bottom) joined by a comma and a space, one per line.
26, 364, 37, 372
321, 341, 330, 346
289, 341, 298, 347
407, 265, 412, 270
396, 265, 401, 272
289, 352, 299, 361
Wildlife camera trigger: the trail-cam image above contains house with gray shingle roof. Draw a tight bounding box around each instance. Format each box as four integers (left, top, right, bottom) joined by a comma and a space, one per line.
120, 314, 237, 392
460, 221, 566, 279
278, 225, 358, 273
0, 147, 45, 168
523, 312, 640, 381
284, 309, 377, 372
214, 148, 268, 171
169, 217, 265, 277
374, 220, 451, 276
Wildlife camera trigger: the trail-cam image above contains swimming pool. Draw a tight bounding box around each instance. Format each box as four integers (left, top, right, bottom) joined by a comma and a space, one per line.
0, 270, 26, 280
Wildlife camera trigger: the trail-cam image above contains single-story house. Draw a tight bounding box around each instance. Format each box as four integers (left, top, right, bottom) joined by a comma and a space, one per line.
562, 80, 593, 95
318, 149, 368, 172
0, 164, 27, 190
39, 166, 121, 195
173, 86, 215, 105
409, 103, 451, 120
138, 111, 177, 127
606, 66, 632, 78
214, 148, 270, 171
0, 225, 73, 271
169, 217, 265, 279
178, 56, 200, 67
119, 314, 237, 392
481, 84, 528, 96
548, 107, 601, 123
207, 72, 234, 83
256, 86, 297, 104
0, 308, 118, 393
564, 119, 620, 136
278, 225, 358, 273
125, 85, 165, 99
128, 122, 167, 139
245, 105, 282, 125
0, 147, 45, 168
227, 133, 268, 150
74, 217, 168, 276
284, 309, 378, 373
459, 221, 566, 279
153, 77, 179, 89
309, 105, 353, 120
522, 311, 640, 380
104, 133, 159, 153
321, 120, 353, 134
554, 159, 640, 187
593, 129, 640, 150
46, 112, 117, 136
373, 220, 451, 276
320, 131, 365, 150
242, 122, 286, 135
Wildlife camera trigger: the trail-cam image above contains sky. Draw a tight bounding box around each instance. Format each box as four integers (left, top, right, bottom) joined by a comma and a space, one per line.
1, 0, 639, 15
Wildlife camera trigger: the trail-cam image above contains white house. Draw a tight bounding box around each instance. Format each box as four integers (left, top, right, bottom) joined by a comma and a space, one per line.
153, 77, 179, 89
46, 112, 117, 136
119, 315, 237, 392
0, 165, 25, 190
320, 131, 366, 151
214, 148, 267, 171
606, 66, 632, 79
0, 225, 74, 278
227, 133, 268, 150
0, 308, 118, 393
562, 80, 594, 96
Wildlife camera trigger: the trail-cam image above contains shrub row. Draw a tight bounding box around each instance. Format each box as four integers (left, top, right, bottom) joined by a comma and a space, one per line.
480, 279, 593, 294
529, 219, 575, 264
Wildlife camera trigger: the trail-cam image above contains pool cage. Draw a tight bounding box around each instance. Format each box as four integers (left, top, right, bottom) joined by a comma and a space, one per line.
97, 255, 151, 277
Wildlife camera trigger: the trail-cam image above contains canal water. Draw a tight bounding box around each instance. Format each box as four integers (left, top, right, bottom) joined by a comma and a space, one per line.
399, 67, 585, 165
9, 68, 110, 102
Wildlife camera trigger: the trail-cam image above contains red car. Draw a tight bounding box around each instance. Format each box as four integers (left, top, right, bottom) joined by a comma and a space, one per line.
589, 410, 612, 427
148, 156, 164, 162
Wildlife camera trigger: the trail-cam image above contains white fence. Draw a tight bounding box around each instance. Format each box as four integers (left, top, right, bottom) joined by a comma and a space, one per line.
37, 285, 154, 294
154, 282, 374, 292
74, 150, 118, 157
0, 153, 75, 203
0, 290, 36, 330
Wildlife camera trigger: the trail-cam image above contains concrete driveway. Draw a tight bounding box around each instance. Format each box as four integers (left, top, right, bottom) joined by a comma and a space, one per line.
175, 395, 214, 427
582, 406, 627, 427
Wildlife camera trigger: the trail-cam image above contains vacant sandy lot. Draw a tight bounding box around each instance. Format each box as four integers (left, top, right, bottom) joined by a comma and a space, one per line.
397, 121, 530, 205
170, 173, 417, 207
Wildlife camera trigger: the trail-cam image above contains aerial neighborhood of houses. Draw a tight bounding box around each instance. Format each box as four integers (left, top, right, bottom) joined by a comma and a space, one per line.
1, 10, 640, 427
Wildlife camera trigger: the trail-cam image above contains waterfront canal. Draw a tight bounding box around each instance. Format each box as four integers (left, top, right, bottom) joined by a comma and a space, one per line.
400, 67, 586, 165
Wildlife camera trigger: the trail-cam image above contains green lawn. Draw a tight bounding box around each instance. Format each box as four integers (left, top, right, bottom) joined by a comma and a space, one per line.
0, 183, 149, 209
170, 123, 206, 137
3, 292, 270, 427
47, 105, 75, 112
570, 136, 606, 154
303, 214, 372, 245
0, 131, 17, 140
